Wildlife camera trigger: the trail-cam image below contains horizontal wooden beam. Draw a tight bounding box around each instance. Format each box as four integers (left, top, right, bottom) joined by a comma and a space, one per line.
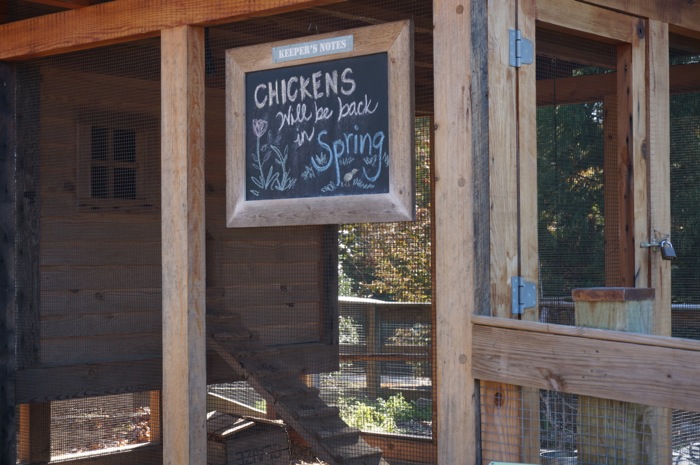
536, 62, 700, 106
15, 360, 162, 403
578, 0, 700, 32
0, 0, 342, 60
23, 0, 100, 10
537, 0, 639, 43
472, 316, 700, 412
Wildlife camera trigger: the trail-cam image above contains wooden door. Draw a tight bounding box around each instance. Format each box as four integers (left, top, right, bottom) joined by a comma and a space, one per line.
483, 0, 671, 463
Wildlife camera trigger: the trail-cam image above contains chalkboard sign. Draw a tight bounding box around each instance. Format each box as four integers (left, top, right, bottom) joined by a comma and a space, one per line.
227, 21, 414, 227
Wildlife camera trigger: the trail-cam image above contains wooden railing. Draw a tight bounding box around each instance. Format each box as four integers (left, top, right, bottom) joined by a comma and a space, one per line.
338, 297, 432, 400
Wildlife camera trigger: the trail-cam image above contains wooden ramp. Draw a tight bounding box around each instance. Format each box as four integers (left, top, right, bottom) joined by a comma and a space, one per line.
207, 315, 389, 465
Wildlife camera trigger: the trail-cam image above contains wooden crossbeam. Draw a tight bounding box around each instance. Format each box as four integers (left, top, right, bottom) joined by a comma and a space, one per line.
472, 316, 700, 412
578, 0, 700, 32
0, 0, 342, 61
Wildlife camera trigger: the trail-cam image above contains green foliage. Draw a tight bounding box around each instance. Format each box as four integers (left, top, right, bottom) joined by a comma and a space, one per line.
537, 102, 605, 296
338, 120, 433, 302
670, 93, 700, 304
338, 394, 431, 434
387, 323, 431, 346
338, 316, 361, 345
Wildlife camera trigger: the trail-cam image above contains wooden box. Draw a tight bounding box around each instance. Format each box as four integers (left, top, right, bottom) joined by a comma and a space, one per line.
207, 412, 290, 465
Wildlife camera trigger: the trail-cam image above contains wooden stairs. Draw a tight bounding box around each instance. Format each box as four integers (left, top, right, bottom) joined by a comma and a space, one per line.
207, 314, 389, 465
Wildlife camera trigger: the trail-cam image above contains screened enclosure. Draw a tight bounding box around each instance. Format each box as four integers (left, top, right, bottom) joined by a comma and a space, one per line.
1, 1, 699, 465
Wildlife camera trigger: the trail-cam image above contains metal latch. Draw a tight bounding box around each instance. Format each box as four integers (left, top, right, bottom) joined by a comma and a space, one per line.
511, 276, 536, 315
509, 29, 533, 68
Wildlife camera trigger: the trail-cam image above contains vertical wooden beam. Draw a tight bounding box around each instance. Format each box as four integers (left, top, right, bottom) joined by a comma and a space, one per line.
616, 19, 648, 287
646, 19, 672, 465
517, 0, 542, 462
434, 0, 479, 463
480, 0, 520, 462
603, 94, 623, 286
574, 287, 655, 465
0, 60, 17, 465
161, 25, 206, 465
488, 0, 518, 319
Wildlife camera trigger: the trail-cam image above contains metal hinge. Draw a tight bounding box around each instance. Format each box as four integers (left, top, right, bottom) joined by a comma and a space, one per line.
511, 276, 536, 315
509, 29, 533, 68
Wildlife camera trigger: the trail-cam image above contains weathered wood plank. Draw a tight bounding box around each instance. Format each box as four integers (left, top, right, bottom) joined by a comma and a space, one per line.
433, 0, 479, 462
647, 20, 671, 336
0, 60, 17, 465
40, 215, 161, 241
161, 25, 207, 465
50, 444, 162, 465
0, 0, 343, 60
472, 317, 700, 412
41, 332, 162, 366
221, 283, 321, 308
41, 265, 162, 290
646, 21, 673, 465
578, 0, 700, 32
362, 433, 436, 464
220, 262, 319, 284
537, 62, 700, 106
40, 311, 161, 338
537, 0, 636, 43
16, 360, 162, 403
17, 402, 51, 463
221, 241, 322, 263
42, 288, 162, 315
16, 64, 42, 371
482, 1, 521, 463
517, 0, 541, 460
42, 241, 161, 266
573, 289, 667, 465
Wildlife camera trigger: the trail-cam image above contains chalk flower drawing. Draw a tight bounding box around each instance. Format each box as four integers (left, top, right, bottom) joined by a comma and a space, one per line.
249, 118, 297, 195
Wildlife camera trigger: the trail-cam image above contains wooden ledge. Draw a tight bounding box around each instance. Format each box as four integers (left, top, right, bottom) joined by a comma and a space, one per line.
572, 287, 655, 302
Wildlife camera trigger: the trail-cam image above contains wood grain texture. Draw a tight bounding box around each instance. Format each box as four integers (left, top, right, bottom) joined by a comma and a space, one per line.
487, 0, 517, 319
578, 0, 700, 31
537, 0, 636, 43
481, 2, 521, 463
0, 60, 17, 465
16, 65, 42, 371
647, 20, 671, 337
629, 25, 649, 289
433, 0, 478, 462
0, 0, 342, 60
517, 1, 541, 461
472, 316, 700, 412
161, 25, 206, 465
225, 20, 414, 227
16, 360, 162, 403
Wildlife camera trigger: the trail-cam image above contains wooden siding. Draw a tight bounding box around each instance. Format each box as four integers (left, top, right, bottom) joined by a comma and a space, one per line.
14, 52, 336, 400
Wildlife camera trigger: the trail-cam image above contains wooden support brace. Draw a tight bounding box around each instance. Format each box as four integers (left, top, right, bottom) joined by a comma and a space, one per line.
161, 25, 207, 465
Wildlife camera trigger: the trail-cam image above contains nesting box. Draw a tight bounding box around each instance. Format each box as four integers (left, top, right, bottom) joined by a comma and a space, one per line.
207, 412, 290, 465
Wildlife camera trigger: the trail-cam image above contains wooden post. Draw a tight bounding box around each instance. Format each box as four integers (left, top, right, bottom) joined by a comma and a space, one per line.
574, 287, 656, 465
646, 19, 672, 465
366, 303, 381, 399
434, 0, 481, 462
161, 25, 207, 465
0, 60, 17, 465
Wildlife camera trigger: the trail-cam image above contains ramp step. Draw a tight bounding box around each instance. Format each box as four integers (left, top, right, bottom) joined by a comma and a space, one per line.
294, 405, 341, 420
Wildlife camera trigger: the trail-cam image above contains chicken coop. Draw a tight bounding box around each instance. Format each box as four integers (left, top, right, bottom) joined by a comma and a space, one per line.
1, 1, 700, 465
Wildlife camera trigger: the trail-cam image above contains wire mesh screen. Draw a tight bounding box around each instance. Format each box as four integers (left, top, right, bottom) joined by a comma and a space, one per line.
668, 34, 700, 462
203, 3, 435, 464
479, 385, 689, 465
14, 37, 162, 463
536, 29, 616, 323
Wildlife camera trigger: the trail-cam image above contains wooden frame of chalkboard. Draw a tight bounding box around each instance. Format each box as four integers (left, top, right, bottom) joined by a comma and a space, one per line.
226, 20, 414, 227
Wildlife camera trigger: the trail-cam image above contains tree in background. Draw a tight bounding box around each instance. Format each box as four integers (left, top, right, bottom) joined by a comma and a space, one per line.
339, 119, 432, 302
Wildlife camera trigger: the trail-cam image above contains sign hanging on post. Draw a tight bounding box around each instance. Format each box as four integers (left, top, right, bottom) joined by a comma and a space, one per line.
226, 20, 415, 227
